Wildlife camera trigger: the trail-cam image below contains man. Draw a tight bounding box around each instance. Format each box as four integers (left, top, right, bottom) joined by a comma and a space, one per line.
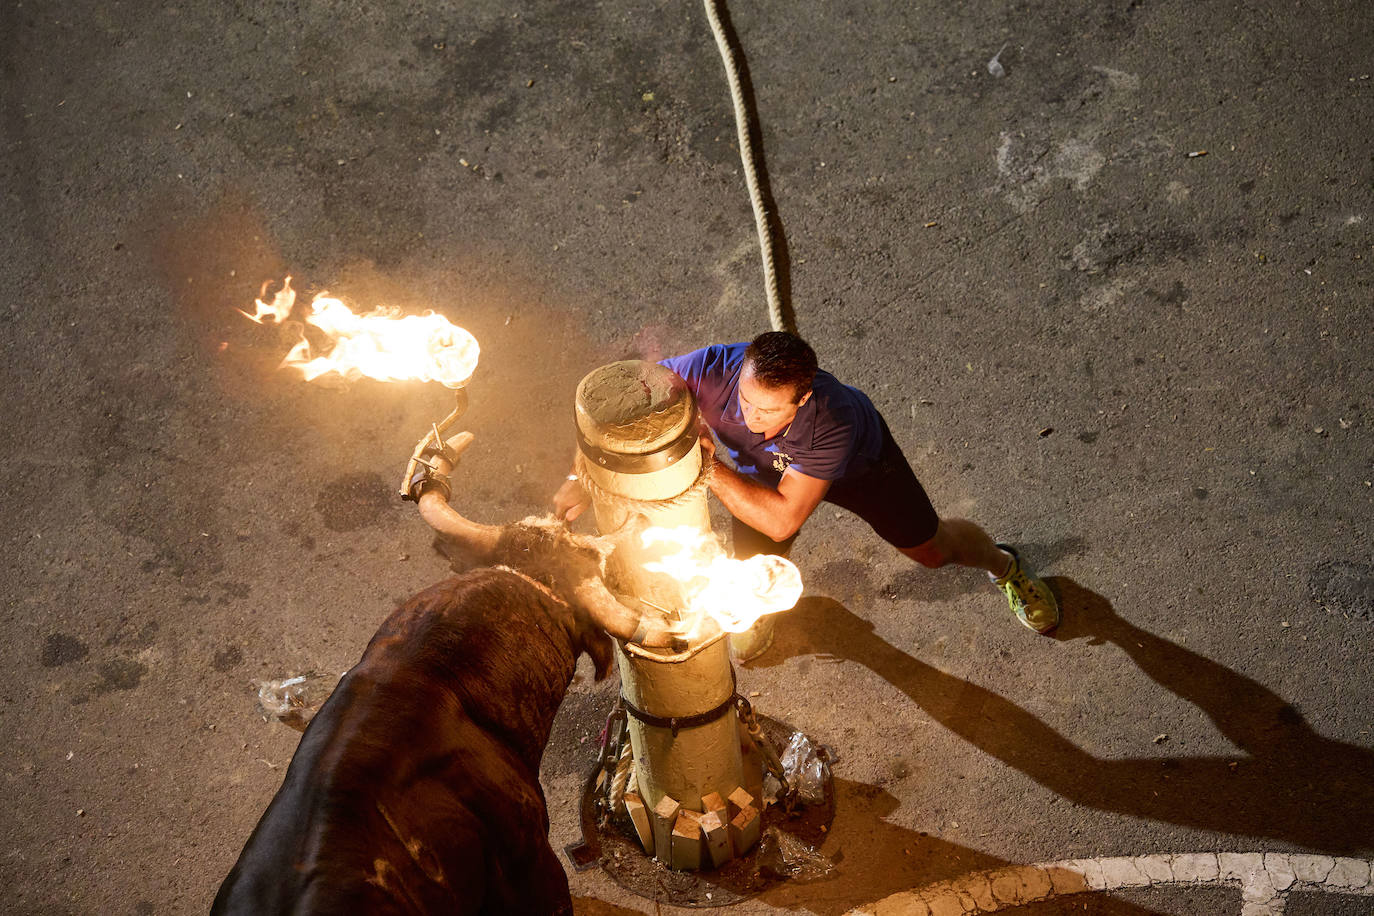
555, 332, 1058, 648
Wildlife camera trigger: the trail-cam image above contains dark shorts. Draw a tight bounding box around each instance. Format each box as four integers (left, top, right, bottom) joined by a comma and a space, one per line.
731, 420, 940, 559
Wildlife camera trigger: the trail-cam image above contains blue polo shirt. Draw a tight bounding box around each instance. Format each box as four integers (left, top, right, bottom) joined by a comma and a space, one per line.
660, 344, 885, 487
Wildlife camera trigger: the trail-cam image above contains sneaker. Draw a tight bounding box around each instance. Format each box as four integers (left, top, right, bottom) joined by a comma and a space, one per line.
990, 544, 1060, 634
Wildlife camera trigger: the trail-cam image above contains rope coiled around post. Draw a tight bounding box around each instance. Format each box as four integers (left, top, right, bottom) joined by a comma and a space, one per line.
572, 450, 714, 516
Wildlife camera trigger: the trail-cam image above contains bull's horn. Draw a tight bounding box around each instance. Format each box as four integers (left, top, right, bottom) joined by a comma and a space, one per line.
416, 431, 502, 557
572, 577, 675, 648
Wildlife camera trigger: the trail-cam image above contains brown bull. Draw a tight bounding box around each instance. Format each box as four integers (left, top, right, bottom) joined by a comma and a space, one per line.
214, 430, 672, 914
212, 567, 613, 915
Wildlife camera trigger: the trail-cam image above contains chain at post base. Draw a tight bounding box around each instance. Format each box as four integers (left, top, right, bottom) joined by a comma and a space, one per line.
735, 694, 792, 809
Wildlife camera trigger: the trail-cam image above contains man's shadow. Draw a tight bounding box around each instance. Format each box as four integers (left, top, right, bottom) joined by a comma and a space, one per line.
752, 580, 1374, 856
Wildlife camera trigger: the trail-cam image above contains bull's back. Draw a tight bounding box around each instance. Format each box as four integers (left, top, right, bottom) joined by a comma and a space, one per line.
212, 570, 580, 915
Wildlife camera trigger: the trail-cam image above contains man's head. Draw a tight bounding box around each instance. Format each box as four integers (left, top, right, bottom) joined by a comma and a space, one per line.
740, 332, 817, 435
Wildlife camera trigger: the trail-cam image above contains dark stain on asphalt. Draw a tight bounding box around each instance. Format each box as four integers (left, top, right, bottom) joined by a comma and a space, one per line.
315, 472, 393, 531
1073, 226, 1199, 274
41, 634, 89, 668
281, 520, 316, 551
108, 620, 160, 649
212, 646, 244, 672
94, 659, 147, 694
217, 581, 251, 600
1076, 430, 1099, 443
1145, 279, 1189, 307
1308, 560, 1374, 621
1193, 487, 1209, 499
420, 27, 513, 100
814, 558, 881, 600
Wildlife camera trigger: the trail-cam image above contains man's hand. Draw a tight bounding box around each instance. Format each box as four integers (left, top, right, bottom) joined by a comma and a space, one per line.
554, 475, 590, 522
697, 422, 717, 461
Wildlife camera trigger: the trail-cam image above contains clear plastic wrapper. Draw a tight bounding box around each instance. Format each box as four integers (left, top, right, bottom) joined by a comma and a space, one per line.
779, 731, 832, 806
256, 672, 341, 731
754, 827, 836, 882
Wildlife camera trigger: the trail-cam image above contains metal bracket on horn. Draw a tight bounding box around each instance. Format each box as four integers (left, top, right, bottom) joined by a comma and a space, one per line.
400, 388, 469, 502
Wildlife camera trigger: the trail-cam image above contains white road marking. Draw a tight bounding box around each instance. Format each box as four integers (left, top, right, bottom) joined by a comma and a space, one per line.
846, 852, 1374, 915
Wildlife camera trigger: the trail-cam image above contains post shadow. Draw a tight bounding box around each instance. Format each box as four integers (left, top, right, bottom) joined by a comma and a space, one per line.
750, 581, 1374, 856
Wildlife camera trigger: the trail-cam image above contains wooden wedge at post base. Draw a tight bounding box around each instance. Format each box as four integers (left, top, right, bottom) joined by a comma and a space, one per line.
700, 790, 731, 866
670, 809, 704, 871
651, 796, 680, 864
701, 791, 727, 821
727, 787, 755, 819
624, 791, 653, 856
728, 804, 760, 854
698, 810, 731, 867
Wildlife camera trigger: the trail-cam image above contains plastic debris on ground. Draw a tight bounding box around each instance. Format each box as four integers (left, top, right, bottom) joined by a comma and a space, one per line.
256, 672, 341, 731
780, 731, 834, 806
754, 827, 837, 882
987, 42, 1008, 77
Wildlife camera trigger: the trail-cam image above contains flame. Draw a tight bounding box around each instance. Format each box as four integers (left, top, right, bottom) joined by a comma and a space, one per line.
640, 525, 803, 637
241, 276, 479, 388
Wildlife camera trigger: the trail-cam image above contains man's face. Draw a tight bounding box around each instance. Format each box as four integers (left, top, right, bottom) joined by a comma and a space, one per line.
739, 363, 810, 435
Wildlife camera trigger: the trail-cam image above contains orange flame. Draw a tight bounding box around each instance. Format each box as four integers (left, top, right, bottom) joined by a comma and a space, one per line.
242, 277, 479, 388
640, 526, 802, 637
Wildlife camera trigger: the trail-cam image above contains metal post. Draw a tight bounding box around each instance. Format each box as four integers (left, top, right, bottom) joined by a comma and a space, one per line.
574, 360, 750, 866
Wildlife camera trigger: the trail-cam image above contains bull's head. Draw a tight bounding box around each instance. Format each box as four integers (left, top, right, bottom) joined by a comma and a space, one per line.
411, 431, 677, 649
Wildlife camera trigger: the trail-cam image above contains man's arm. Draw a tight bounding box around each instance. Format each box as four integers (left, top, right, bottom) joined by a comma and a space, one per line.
707, 453, 830, 541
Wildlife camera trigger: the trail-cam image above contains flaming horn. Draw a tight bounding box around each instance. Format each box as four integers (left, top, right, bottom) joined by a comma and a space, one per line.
403, 425, 678, 649
241, 277, 677, 648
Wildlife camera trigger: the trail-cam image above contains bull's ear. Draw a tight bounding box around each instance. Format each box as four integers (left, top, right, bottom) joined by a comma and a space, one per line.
586, 630, 613, 681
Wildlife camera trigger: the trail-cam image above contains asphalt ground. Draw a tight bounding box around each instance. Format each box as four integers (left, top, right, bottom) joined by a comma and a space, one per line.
2, 0, 1371, 913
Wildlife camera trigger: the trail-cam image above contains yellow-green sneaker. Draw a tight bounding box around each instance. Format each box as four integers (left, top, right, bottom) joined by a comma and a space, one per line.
990, 544, 1059, 634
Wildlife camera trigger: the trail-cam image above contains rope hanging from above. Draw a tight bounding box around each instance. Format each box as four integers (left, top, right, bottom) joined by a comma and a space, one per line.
703, 0, 795, 335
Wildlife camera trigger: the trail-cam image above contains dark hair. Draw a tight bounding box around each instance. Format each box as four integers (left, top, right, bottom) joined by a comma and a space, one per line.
743, 332, 817, 402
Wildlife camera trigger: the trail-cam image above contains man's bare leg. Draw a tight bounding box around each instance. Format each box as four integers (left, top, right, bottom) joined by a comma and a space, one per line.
898, 518, 1011, 575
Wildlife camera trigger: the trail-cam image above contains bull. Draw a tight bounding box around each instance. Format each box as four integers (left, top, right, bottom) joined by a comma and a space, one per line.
212, 432, 671, 914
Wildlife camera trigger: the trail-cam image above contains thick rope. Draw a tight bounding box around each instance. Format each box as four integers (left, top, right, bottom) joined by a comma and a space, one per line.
703, 0, 793, 334
609, 742, 634, 813
573, 451, 714, 515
